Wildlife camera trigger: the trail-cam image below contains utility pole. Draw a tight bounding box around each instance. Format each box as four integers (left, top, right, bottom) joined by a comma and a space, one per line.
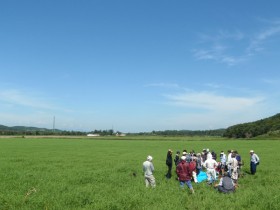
53, 116, 55, 133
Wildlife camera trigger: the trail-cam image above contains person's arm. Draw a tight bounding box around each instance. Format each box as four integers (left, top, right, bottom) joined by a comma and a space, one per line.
255, 154, 260, 162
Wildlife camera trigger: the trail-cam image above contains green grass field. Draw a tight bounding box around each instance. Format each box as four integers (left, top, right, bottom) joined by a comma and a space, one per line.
0, 136, 279, 210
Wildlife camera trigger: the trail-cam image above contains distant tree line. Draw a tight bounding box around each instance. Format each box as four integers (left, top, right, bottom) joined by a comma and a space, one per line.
90, 129, 114, 136
223, 113, 280, 138
2, 113, 280, 138
0, 128, 117, 136
130, 129, 226, 137
0, 130, 87, 136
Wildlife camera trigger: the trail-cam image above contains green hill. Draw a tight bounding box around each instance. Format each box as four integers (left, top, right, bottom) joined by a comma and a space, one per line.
223, 113, 280, 138
0, 125, 51, 132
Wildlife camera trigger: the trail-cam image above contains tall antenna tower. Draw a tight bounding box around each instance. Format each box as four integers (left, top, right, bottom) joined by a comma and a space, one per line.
53, 116, 55, 132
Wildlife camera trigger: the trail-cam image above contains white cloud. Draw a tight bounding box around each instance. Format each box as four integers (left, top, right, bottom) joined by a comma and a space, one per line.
194, 20, 280, 66
0, 89, 56, 110
193, 46, 243, 66
164, 91, 264, 112
247, 24, 280, 55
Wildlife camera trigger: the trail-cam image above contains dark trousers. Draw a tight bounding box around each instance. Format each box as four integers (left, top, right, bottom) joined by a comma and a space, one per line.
218, 186, 234, 193
250, 162, 257, 174
166, 165, 172, 179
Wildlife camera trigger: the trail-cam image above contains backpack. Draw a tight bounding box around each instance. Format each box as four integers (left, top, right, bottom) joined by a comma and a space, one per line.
236, 154, 242, 166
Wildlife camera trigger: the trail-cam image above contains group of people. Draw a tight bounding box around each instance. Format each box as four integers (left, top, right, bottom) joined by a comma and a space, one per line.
143, 148, 260, 194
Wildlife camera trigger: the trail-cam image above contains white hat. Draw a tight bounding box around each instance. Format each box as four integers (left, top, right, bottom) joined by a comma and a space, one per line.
250, 150, 254, 153
182, 151, 187, 155
181, 156, 187, 160
147, 155, 153, 161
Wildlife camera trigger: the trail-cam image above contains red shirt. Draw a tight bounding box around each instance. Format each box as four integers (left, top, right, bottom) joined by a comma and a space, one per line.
176, 160, 193, 181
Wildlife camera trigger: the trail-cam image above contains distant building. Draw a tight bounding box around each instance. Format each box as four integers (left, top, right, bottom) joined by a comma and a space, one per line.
116, 133, 126, 137
87, 134, 100, 137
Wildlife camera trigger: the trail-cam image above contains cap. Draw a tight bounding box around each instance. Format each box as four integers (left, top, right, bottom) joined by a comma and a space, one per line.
147, 155, 153, 161
181, 156, 187, 160
182, 151, 187, 155
250, 150, 254, 153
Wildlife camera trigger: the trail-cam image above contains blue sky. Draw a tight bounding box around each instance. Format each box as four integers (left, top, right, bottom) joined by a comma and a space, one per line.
1, 1, 280, 132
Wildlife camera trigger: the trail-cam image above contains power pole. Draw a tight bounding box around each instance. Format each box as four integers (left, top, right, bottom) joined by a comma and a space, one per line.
53, 116, 55, 133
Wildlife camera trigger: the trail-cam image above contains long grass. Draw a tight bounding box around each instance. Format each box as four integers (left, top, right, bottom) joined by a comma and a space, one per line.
0, 137, 279, 210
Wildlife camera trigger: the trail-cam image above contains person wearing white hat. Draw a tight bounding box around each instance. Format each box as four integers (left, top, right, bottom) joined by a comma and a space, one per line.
176, 155, 195, 193
143, 155, 156, 187
249, 150, 260, 175
203, 156, 218, 184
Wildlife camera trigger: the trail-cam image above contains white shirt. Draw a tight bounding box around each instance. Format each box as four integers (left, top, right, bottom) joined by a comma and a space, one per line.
204, 158, 218, 169
227, 153, 233, 166
251, 153, 260, 164
220, 154, 227, 164
143, 160, 154, 176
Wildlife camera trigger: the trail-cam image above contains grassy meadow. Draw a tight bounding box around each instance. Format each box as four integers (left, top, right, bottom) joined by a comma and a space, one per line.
0, 136, 279, 210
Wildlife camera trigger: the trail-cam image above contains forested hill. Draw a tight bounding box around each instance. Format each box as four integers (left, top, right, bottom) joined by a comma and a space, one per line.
0, 125, 50, 132
0, 125, 63, 135
223, 113, 280, 138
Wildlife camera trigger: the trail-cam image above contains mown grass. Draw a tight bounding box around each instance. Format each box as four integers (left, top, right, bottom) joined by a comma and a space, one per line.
0, 137, 279, 210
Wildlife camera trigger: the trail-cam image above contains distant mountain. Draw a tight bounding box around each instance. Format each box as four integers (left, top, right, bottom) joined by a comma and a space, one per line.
223, 113, 280, 138
0, 125, 89, 136
0, 124, 52, 131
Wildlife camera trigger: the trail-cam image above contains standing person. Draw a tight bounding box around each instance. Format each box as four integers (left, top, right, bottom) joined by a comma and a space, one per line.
250, 150, 260, 175
206, 148, 213, 160
204, 157, 218, 184
176, 156, 195, 193
196, 153, 202, 175
189, 156, 197, 183
230, 152, 239, 183
211, 150, 217, 160
165, 149, 173, 179
220, 151, 227, 175
235, 151, 242, 177
214, 172, 235, 194
174, 151, 180, 166
227, 150, 233, 176
143, 155, 156, 188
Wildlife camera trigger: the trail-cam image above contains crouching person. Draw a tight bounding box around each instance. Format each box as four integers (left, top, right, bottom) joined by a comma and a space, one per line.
215, 172, 235, 193
143, 155, 156, 188
176, 156, 194, 193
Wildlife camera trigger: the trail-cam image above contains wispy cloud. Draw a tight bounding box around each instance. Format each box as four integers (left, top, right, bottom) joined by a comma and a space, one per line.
193, 19, 280, 66
193, 47, 242, 66
0, 89, 57, 110
164, 91, 264, 112
261, 78, 280, 87
247, 24, 280, 55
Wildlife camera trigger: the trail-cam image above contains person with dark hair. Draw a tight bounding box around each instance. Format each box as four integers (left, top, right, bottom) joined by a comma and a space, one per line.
174, 150, 180, 166
196, 153, 202, 175
235, 151, 242, 177
165, 149, 173, 179
211, 150, 217, 160
227, 150, 233, 177
215, 172, 235, 193
250, 150, 260, 175
220, 151, 227, 175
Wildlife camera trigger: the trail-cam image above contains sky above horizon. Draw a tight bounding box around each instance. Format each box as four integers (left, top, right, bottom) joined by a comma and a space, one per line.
1, 1, 280, 133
